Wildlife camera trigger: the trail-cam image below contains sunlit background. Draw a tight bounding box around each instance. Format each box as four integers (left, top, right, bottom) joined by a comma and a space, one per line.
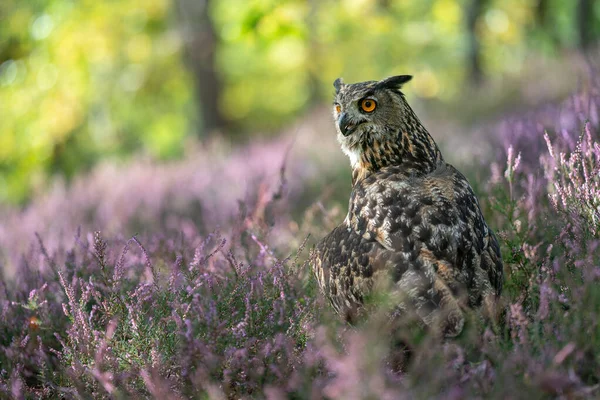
1, 0, 599, 204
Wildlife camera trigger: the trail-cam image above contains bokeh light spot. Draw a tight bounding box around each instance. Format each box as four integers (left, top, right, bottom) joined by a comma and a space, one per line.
485, 9, 510, 35
37, 63, 59, 91
413, 69, 440, 98
31, 14, 54, 40
433, 0, 461, 26
120, 64, 146, 92
127, 34, 152, 63
268, 37, 305, 69
0, 60, 18, 86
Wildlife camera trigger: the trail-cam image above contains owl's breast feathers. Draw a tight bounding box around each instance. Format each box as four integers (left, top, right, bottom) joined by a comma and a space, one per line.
313, 162, 503, 336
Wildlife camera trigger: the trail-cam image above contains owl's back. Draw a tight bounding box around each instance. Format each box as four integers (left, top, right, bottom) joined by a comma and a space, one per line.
313, 162, 503, 336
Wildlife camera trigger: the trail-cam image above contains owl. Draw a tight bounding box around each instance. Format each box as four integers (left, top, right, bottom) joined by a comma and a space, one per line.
312, 75, 503, 337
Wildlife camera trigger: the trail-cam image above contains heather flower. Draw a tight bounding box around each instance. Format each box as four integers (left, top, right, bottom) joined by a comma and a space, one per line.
544, 122, 600, 232
1, 78, 600, 398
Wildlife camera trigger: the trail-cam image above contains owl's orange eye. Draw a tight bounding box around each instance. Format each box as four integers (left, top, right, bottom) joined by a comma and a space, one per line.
360, 98, 377, 113
335, 104, 341, 113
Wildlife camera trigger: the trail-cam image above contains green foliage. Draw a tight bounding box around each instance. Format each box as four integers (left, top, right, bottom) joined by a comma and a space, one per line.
0, 0, 194, 203
1, 0, 597, 203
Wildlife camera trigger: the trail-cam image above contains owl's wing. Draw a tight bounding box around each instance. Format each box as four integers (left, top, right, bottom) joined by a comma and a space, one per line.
344, 164, 503, 335
312, 223, 424, 324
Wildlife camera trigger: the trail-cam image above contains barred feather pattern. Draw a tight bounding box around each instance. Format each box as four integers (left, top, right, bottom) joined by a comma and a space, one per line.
312, 76, 503, 336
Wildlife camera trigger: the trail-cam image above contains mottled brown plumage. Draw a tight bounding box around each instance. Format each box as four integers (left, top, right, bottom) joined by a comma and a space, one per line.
312, 75, 503, 337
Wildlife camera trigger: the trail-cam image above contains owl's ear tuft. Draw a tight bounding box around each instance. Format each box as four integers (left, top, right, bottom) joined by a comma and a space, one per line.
333, 78, 344, 94
377, 75, 413, 90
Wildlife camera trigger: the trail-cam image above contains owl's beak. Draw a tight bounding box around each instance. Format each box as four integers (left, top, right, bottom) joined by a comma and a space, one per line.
338, 113, 356, 137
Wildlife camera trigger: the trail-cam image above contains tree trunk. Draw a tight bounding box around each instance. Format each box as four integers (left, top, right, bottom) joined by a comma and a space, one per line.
176, 0, 227, 137
577, 0, 596, 50
535, 0, 550, 29
535, 0, 560, 47
535, 0, 550, 39
306, 0, 321, 106
465, 0, 489, 85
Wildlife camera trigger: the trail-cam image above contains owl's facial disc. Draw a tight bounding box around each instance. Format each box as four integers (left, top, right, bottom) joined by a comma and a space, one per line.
332, 77, 400, 140
336, 97, 377, 136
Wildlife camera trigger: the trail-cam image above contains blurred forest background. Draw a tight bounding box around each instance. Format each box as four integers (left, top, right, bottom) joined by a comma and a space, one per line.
1, 0, 599, 204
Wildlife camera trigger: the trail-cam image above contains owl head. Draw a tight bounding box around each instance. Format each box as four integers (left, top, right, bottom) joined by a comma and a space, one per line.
332, 75, 441, 176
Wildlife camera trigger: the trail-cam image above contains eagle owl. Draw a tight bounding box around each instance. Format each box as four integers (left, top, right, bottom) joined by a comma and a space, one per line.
312, 75, 503, 337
